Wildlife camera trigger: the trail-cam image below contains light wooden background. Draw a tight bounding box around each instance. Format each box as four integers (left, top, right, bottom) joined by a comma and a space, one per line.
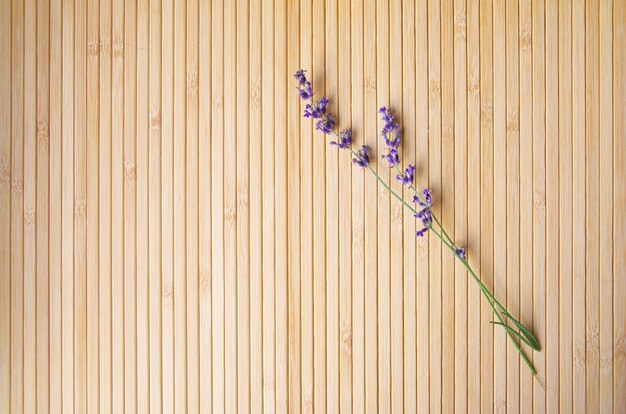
1, 0, 625, 412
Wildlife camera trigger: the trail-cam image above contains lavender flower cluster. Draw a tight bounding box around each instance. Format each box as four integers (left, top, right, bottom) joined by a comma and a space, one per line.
295, 69, 369, 169
295, 69, 443, 241
413, 189, 432, 237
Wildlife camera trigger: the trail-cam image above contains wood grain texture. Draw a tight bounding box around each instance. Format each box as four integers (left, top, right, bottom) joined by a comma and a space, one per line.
0, 1, 622, 411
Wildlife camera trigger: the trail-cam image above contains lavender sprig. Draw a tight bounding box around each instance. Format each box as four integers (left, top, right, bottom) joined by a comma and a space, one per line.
379, 107, 401, 168
294, 69, 540, 376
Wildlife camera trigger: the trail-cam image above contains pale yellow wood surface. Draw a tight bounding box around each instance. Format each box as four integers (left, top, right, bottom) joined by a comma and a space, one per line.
1, 0, 624, 412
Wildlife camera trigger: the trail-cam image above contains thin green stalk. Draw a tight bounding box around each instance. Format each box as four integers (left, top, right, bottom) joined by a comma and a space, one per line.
373, 156, 536, 375
347, 146, 417, 214
428, 224, 537, 375
329, 130, 537, 375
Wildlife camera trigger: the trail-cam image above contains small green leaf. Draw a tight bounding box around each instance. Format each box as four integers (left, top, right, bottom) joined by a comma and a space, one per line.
500, 310, 541, 351
490, 321, 539, 350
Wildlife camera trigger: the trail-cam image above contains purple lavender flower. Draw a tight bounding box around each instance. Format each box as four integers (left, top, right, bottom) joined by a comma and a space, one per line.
379, 106, 399, 134
382, 148, 400, 168
304, 97, 329, 119
330, 129, 352, 149
297, 81, 313, 100
414, 188, 432, 208
294, 69, 307, 85
454, 246, 466, 260
414, 207, 432, 227
315, 114, 335, 135
396, 164, 415, 186
413, 193, 432, 228
384, 131, 401, 149
352, 145, 370, 168
380, 107, 401, 167
423, 189, 432, 206
416, 227, 428, 237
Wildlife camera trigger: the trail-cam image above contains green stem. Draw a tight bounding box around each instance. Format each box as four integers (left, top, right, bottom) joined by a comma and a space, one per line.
373, 155, 536, 375
428, 224, 537, 375
330, 129, 537, 375
348, 146, 418, 214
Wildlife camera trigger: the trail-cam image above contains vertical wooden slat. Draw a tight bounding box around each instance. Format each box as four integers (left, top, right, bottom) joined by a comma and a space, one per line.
452, 0, 469, 412
572, 0, 586, 411
312, 0, 327, 408
198, 0, 215, 405
49, 0, 62, 410
493, 0, 507, 409
148, 0, 162, 408
505, 0, 521, 411
186, 0, 199, 410
613, 1, 626, 413
466, 0, 481, 410
441, 0, 456, 410
518, 0, 534, 410
558, 0, 573, 411
376, 0, 391, 409
453, 0, 469, 410
302, 1, 314, 413
350, 0, 365, 411
585, 0, 600, 410
73, 0, 88, 409
415, 0, 429, 409
337, 0, 352, 408
249, 0, 262, 406
10, 0, 24, 411
274, 2, 289, 411
111, 0, 125, 409
389, 0, 405, 409
0, 0, 11, 410
98, 0, 112, 408
210, 0, 224, 410
389, 0, 403, 409
453, 0, 469, 411
428, 0, 443, 410
198, 0, 212, 410
531, 0, 547, 409
363, 0, 378, 410
300, 1, 314, 413
598, 0, 613, 412
546, 0, 560, 410
86, 0, 101, 409
236, 0, 250, 407
23, 0, 37, 410
532, 0, 546, 412
161, 0, 174, 408
173, 0, 188, 409
308, 1, 322, 412
223, 0, 237, 408
479, 0, 494, 411
135, 0, 150, 410
585, 0, 601, 411
286, 2, 301, 413
123, 0, 138, 411
324, 0, 339, 406
402, 0, 417, 410
262, 0, 276, 407
61, 0, 75, 410
36, 0, 50, 409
